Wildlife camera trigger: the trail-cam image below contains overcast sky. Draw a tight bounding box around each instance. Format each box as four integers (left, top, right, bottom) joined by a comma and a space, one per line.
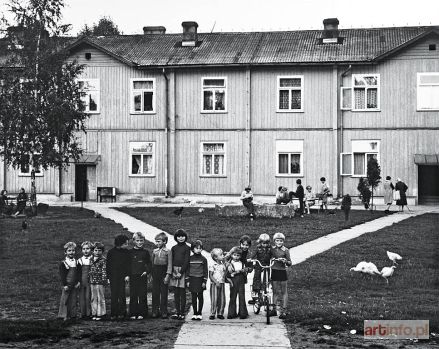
1, 0, 439, 35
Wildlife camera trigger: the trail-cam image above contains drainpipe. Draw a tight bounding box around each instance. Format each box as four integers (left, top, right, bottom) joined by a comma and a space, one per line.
339, 65, 352, 196
162, 68, 169, 197
245, 66, 252, 188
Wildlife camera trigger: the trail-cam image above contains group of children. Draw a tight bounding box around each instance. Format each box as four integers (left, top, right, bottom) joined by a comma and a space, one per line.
58, 229, 292, 321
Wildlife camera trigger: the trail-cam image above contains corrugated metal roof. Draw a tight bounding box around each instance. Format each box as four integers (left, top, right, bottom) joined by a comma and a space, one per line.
70, 26, 437, 67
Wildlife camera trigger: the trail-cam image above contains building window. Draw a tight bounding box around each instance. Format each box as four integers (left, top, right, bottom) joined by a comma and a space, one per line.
78, 79, 100, 113
200, 142, 226, 176
340, 140, 380, 177
276, 140, 303, 176
131, 79, 155, 113
129, 142, 155, 176
277, 76, 303, 112
417, 73, 439, 111
19, 154, 43, 176
202, 78, 227, 112
352, 74, 380, 111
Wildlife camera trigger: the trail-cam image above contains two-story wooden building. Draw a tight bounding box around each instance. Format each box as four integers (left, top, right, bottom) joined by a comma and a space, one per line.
1, 19, 438, 204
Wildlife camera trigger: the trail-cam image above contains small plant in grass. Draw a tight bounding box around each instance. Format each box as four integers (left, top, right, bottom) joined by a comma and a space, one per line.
367, 156, 381, 211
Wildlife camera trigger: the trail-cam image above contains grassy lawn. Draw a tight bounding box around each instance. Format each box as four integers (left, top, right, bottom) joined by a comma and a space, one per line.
0, 207, 181, 348
117, 207, 388, 251
285, 213, 439, 348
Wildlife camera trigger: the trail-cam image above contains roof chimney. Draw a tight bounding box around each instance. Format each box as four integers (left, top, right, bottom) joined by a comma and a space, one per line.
181, 21, 198, 47
323, 18, 339, 38
143, 26, 166, 34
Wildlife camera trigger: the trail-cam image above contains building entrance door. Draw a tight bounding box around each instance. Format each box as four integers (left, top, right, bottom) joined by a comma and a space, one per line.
75, 165, 88, 201
418, 165, 439, 205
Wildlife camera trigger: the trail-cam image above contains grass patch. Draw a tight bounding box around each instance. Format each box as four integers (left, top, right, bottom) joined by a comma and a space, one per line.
0, 319, 69, 342
117, 207, 388, 251
284, 213, 439, 340
0, 207, 181, 347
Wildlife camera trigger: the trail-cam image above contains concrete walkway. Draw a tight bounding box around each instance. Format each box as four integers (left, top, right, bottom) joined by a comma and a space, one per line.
75, 202, 439, 349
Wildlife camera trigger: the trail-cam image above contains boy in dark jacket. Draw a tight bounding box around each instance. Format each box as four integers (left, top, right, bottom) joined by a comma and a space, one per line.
294, 179, 305, 217
129, 232, 152, 319
106, 234, 130, 320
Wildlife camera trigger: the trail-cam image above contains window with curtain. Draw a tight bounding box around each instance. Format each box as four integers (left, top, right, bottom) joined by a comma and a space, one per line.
417, 73, 439, 110
276, 140, 303, 176
130, 142, 155, 176
353, 153, 378, 176
78, 79, 100, 113
131, 79, 155, 113
201, 142, 226, 176
352, 74, 379, 110
202, 78, 227, 112
278, 153, 302, 175
277, 76, 303, 111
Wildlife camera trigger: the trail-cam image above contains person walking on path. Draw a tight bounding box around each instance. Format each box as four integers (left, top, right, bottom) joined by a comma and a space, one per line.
395, 178, 409, 212
383, 176, 395, 213
240, 186, 255, 220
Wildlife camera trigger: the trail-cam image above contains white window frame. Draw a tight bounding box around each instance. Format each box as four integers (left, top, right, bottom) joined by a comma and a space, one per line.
130, 78, 156, 114
341, 140, 380, 178
77, 78, 100, 114
129, 141, 155, 177
276, 76, 304, 112
340, 87, 352, 110
200, 142, 227, 177
19, 153, 43, 177
275, 140, 304, 177
351, 74, 380, 111
417, 72, 439, 111
201, 77, 227, 113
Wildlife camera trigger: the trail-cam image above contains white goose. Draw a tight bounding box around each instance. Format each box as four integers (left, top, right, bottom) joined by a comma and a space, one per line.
349, 261, 369, 273
364, 262, 381, 276
381, 266, 396, 284
387, 251, 402, 265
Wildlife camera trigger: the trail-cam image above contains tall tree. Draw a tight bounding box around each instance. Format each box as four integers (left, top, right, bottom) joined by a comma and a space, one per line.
0, 0, 88, 170
78, 16, 121, 36
367, 156, 381, 211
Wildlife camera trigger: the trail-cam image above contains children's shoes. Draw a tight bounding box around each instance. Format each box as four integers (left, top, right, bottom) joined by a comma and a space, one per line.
209, 315, 215, 320
191, 315, 197, 320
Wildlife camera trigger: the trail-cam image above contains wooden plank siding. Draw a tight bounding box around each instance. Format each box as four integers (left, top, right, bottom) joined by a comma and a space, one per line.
341, 129, 439, 199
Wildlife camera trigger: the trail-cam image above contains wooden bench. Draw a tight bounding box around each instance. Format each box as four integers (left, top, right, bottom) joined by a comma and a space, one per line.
97, 187, 117, 203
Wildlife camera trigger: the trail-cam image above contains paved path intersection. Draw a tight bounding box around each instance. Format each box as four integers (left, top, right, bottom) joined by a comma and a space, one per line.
79, 202, 438, 349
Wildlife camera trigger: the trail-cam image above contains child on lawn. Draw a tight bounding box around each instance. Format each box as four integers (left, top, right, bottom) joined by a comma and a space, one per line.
226, 247, 249, 319
209, 248, 227, 320
58, 241, 80, 320
77, 241, 93, 319
170, 229, 190, 320
128, 232, 152, 320
186, 240, 208, 320
89, 242, 107, 320
248, 233, 272, 305
106, 234, 130, 320
151, 232, 172, 319
271, 233, 292, 319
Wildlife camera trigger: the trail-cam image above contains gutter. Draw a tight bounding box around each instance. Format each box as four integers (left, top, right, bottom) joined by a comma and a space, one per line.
162, 68, 169, 197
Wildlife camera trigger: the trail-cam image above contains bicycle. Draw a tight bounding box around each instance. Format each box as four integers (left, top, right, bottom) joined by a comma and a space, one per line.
248, 258, 285, 324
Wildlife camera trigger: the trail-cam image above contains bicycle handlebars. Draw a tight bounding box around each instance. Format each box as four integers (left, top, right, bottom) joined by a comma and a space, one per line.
247, 258, 288, 269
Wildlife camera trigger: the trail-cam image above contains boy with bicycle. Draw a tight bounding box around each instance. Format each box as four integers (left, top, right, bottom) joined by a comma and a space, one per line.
271, 233, 292, 319
248, 234, 272, 306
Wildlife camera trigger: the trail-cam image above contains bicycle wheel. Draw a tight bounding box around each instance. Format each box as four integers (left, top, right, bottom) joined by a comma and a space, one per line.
253, 292, 262, 314
265, 295, 270, 324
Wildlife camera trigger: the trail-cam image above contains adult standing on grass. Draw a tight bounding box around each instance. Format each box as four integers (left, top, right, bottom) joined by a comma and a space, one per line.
383, 176, 395, 213
240, 186, 255, 220
395, 178, 408, 212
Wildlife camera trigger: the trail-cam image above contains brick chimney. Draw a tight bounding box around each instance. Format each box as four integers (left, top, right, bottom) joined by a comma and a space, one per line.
323, 18, 339, 39
181, 21, 198, 47
143, 26, 166, 34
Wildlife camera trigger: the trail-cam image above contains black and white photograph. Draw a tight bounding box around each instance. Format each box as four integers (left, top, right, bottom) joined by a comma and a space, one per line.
0, 0, 438, 348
